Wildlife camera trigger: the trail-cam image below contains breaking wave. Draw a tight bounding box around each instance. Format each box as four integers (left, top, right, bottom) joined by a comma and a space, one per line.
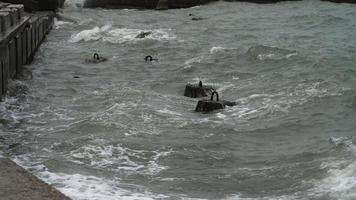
69, 25, 176, 43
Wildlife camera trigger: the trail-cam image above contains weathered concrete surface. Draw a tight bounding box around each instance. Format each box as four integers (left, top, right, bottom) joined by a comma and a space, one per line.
0, 158, 70, 200
184, 83, 214, 98
195, 99, 225, 112
1, 0, 64, 11
0, 1, 55, 99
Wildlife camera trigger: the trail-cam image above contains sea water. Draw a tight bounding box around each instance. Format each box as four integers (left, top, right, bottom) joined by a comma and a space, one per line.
1, 0, 356, 199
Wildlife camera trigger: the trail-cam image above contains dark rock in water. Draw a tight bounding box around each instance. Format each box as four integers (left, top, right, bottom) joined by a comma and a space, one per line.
86, 53, 108, 64
8, 143, 20, 149
136, 31, 152, 39
184, 81, 214, 98
191, 17, 205, 21
195, 91, 237, 112
73, 75, 80, 78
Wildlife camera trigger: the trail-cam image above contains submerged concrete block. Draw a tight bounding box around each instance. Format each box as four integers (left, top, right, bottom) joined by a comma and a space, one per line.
195, 99, 225, 112
195, 91, 237, 112
184, 81, 214, 98
0, 11, 11, 33
195, 91, 224, 112
9, 39, 17, 78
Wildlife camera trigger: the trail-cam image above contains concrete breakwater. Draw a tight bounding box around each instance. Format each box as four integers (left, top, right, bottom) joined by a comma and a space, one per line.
1, 0, 65, 11
0, 2, 54, 101
83, 0, 356, 9
83, 0, 217, 9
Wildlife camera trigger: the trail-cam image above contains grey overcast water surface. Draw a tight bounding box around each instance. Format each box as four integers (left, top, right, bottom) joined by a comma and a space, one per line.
1, 0, 356, 199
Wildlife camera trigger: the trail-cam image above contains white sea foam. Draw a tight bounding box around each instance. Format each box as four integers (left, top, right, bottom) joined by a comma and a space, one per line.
224, 194, 297, 200
311, 160, 356, 200
54, 18, 74, 29
0, 96, 25, 126
329, 137, 356, 152
69, 26, 176, 43
229, 81, 348, 120
257, 53, 275, 60
210, 46, 225, 54
69, 24, 112, 43
64, 0, 85, 8
183, 56, 204, 69
157, 108, 182, 116
23, 165, 166, 200
68, 144, 172, 175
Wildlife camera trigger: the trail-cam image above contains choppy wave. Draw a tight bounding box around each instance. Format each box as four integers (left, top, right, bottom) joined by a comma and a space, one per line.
246, 45, 298, 61
54, 18, 74, 29
69, 25, 176, 43
13, 156, 167, 200
65, 143, 172, 175
2, 0, 356, 199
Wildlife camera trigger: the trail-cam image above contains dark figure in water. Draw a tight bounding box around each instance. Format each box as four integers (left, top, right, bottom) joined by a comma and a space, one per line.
188, 13, 205, 21
145, 55, 158, 62
86, 53, 107, 63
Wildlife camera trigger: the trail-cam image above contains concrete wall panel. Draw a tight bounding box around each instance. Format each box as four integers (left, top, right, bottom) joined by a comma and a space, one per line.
9, 39, 17, 78
16, 34, 22, 73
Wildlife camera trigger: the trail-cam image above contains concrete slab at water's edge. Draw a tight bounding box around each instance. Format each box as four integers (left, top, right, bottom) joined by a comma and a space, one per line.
0, 158, 71, 200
